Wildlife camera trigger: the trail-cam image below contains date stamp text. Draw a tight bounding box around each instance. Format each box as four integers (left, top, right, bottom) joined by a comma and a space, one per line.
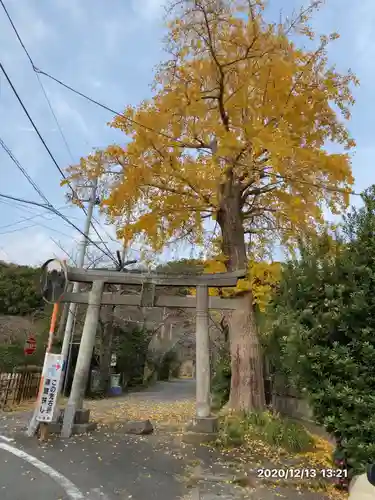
256, 468, 348, 480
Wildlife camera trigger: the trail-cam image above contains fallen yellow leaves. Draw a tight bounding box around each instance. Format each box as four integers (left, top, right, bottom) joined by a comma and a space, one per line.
86, 397, 195, 428
214, 412, 344, 498
298, 435, 334, 469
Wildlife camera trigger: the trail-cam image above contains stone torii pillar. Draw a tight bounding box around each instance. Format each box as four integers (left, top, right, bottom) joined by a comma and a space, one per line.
183, 284, 218, 444
50, 266, 246, 439
195, 285, 210, 418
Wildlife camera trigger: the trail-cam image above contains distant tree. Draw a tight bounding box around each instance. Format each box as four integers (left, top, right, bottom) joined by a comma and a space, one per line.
156, 259, 205, 295
0, 262, 43, 316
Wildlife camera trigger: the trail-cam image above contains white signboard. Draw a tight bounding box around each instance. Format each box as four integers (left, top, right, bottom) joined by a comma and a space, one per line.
111, 353, 117, 367
36, 353, 63, 423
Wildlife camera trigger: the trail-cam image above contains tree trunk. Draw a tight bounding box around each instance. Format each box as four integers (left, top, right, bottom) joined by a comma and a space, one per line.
217, 181, 265, 412
228, 294, 265, 410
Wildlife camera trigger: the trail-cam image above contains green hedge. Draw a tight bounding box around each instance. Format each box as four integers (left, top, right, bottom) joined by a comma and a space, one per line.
265, 185, 375, 487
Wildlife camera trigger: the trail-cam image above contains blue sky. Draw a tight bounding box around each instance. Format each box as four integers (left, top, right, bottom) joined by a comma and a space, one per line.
0, 0, 374, 266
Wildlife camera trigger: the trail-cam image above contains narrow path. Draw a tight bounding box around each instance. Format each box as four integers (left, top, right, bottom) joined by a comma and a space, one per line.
92, 379, 195, 407
86, 379, 196, 428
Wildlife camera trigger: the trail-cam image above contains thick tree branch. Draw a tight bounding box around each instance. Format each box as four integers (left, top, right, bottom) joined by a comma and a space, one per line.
195, 1, 230, 132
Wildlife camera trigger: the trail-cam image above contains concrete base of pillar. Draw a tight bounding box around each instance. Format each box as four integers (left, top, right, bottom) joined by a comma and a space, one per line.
186, 416, 218, 433
182, 416, 219, 444
58, 408, 90, 424
38, 408, 96, 436
48, 421, 97, 435
182, 431, 218, 445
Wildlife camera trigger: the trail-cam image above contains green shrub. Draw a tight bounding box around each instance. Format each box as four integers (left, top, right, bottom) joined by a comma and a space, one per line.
220, 413, 247, 447
0, 337, 46, 372
265, 185, 375, 484
261, 416, 314, 452
158, 349, 178, 380
116, 326, 151, 387
0, 261, 43, 315
211, 346, 231, 410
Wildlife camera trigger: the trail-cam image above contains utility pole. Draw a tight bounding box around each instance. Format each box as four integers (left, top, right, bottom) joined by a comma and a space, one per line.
60, 178, 98, 380
26, 179, 99, 437
61, 280, 105, 437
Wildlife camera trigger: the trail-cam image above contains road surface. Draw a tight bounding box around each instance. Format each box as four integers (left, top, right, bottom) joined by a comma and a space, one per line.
0, 380, 195, 499
0, 380, 332, 499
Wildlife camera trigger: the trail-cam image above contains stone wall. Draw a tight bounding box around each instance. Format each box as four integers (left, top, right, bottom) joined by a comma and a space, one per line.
270, 370, 313, 421
271, 392, 313, 421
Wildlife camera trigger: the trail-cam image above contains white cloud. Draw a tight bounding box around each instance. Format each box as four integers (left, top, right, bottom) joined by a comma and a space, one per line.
53, 0, 85, 24
131, 0, 167, 21
51, 97, 90, 140
91, 80, 102, 88
2, 1, 54, 47
1, 231, 65, 266
352, 2, 375, 69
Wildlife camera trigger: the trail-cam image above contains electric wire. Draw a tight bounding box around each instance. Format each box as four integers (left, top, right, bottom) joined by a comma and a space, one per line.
0, 192, 117, 262
0, 1, 119, 261
0, 0, 75, 163
0, 61, 117, 263
0, 0, 359, 211
0, 136, 50, 205
0, 204, 73, 230
0, 220, 73, 238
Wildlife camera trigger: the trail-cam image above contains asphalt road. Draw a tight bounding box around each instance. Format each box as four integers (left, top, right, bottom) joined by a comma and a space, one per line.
0, 380, 334, 500
0, 447, 69, 499
0, 423, 188, 499
0, 380, 196, 500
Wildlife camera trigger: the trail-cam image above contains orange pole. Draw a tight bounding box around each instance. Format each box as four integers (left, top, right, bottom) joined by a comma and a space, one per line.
47, 302, 59, 353
35, 302, 60, 405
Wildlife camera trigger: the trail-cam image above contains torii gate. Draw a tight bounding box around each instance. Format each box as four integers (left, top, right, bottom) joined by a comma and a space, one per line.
36, 263, 246, 439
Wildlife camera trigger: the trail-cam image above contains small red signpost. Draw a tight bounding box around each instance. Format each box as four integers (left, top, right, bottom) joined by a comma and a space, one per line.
24, 335, 37, 356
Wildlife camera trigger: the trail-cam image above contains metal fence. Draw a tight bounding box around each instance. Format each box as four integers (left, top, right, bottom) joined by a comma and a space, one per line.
0, 371, 41, 410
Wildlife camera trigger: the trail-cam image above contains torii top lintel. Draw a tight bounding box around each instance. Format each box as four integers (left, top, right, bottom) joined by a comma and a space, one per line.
66, 267, 247, 287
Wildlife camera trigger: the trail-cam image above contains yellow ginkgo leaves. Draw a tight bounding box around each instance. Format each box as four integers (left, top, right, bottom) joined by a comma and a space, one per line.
65, 0, 357, 268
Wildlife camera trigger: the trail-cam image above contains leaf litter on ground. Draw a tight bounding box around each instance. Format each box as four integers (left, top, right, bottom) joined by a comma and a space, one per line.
85, 394, 344, 499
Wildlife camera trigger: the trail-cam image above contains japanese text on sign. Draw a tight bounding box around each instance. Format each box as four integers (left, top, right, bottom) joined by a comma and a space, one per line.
36, 354, 63, 423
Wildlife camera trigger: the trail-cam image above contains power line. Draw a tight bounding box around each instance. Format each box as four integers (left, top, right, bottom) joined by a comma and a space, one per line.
0, 62, 69, 181
1, 0, 358, 209
0, 61, 117, 261
0, 0, 74, 163
0, 136, 104, 244
0, 1, 208, 150
0, 197, 44, 213
0, 220, 73, 238
0, 2, 119, 263
0, 204, 72, 230
0, 136, 51, 205
0, 192, 117, 262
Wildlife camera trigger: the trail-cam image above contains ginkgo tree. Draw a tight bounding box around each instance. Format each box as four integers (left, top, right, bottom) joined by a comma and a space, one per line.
66, 0, 358, 411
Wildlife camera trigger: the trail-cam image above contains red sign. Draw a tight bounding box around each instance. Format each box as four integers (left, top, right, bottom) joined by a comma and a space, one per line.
24, 335, 37, 356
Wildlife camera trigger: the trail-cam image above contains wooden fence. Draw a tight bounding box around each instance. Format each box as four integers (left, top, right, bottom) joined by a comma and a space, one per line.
0, 371, 41, 410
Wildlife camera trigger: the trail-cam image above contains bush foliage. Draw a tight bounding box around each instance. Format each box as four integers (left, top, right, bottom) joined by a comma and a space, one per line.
0, 262, 43, 316
211, 344, 231, 410
265, 185, 375, 480
116, 326, 151, 387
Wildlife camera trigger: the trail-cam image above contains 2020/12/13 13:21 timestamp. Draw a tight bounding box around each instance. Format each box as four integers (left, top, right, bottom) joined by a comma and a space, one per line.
256, 468, 348, 480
